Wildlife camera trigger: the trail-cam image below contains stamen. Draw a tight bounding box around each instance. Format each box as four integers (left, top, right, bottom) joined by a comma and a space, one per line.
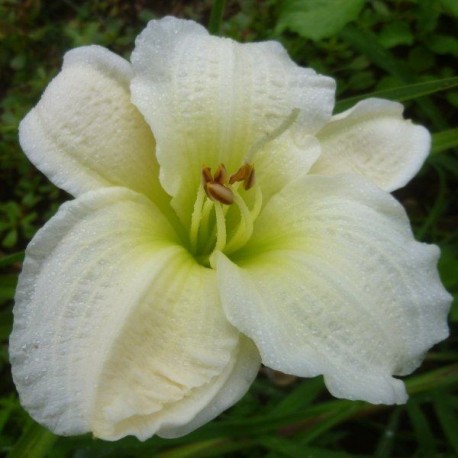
202, 164, 234, 205
229, 163, 256, 190
200, 198, 215, 242
196, 163, 262, 260
244, 108, 300, 163
190, 184, 206, 252
213, 164, 228, 185
213, 202, 227, 252
205, 182, 234, 205
224, 192, 254, 254
201, 166, 213, 186
251, 185, 263, 221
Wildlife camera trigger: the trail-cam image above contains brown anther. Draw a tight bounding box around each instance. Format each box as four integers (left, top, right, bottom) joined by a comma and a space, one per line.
229, 163, 256, 190
205, 182, 234, 205
213, 164, 228, 186
201, 166, 213, 186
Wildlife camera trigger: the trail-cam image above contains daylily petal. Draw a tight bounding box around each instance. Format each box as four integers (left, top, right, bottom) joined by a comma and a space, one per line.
19, 46, 169, 207
9, 187, 257, 440
157, 336, 260, 439
311, 98, 431, 191
215, 174, 451, 404
254, 134, 321, 204
131, 16, 335, 224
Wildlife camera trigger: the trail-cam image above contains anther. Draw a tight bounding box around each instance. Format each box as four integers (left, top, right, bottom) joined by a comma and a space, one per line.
213, 164, 228, 185
202, 164, 234, 205
201, 166, 213, 186
205, 182, 234, 205
229, 163, 255, 190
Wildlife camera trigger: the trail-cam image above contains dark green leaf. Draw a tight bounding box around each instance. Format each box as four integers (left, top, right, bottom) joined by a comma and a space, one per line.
406, 399, 437, 457
0, 274, 18, 303
340, 25, 448, 129
374, 407, 402, 457
8, 422, 57, 458
0, 252, 24, 269
208, 0, 226, 36
431, 128, 458, 154
432, 391, 458, 454
440, 0, 458, 16
335, 77, 458, 113
276, 0, 364, 41
378, 22, 413, 49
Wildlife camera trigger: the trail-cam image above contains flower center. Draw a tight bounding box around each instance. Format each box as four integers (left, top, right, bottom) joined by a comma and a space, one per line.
188, 108, 300, 266
190, 162, 262, 266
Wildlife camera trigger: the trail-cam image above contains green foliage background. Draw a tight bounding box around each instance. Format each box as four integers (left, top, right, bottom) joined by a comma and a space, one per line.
1, 0, 457, 456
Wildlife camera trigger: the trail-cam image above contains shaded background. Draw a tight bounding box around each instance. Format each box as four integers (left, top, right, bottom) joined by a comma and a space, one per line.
1, 0, 457, 456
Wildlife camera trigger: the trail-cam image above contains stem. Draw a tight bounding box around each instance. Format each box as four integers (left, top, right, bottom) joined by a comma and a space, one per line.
208, 0, 226, 36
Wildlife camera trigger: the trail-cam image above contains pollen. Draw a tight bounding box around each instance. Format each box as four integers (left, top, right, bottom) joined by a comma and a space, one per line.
201, 163, 256, 205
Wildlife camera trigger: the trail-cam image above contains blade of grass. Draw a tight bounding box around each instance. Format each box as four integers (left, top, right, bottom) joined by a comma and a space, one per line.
335, 77, 458, 113
260, 436, 354, 458
269, 377, 324, 416
8, 422, 56, 458
155, 438, 253, 458
374, 407, 402, 457
416, 164, 447, 240
299, 402, 363, 444
406, 399, 437, 457
432, 391, 458, 454
406, 364, 458, 395
431, 128, 458, 154
208, 0, 226, 36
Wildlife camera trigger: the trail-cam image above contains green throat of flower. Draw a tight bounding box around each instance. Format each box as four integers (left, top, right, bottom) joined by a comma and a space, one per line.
188, 108, 300, 266
190, 162, 262, 266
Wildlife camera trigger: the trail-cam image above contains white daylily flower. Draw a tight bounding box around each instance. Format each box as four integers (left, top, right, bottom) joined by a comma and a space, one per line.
10, 16, 451, 441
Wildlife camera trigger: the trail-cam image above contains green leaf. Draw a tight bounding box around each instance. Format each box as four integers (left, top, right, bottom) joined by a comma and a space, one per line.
427, 34, 458, 57
432, 391, 458, 454
335, 77, 458, 113
208, 0, 226, 36
374, 407, 402, 457
440, 0, 458, 16
8, 422, 57, 458
378, 22, 413, 49
260, 437, 354, 457
269, 377, 324, 416
0, 307, 13, 340
0, 274, 18, 304
431, 128, 458, 154
406, 399, 437, 457
155, 438, 247, 458
2, 229, 18, 249
276, 0, 364, 41
340, 25, 448, 129
436, 246, 458, 322
0, 251, 24, 269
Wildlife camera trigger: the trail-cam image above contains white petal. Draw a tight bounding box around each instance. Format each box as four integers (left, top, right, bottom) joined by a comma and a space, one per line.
9, 188, 255, 440
311, 98, 431, 191
254, 134, 321, 204
131, 16, 335, 224
157, 336, 260, 439
19, 46, 168, 206
215, 175, 451, 404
